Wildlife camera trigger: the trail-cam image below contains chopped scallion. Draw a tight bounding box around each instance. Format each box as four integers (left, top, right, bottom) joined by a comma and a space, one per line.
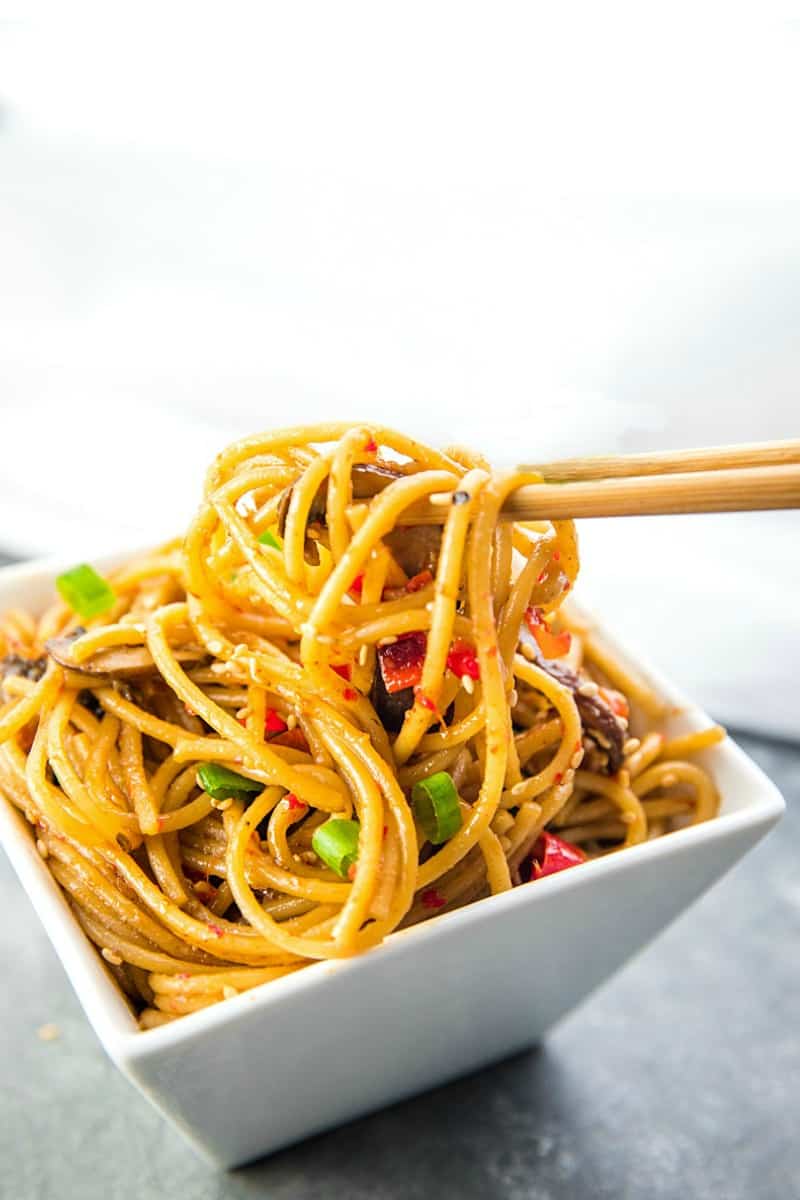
411, 771, 462, 845
197, 763, 263, 802
258, 529, 282, 550
55, 564, 116, 620
312, 819, 361, 878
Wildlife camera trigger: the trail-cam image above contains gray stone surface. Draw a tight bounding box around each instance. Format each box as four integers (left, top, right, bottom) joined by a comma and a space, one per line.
1, 733, 797, 1200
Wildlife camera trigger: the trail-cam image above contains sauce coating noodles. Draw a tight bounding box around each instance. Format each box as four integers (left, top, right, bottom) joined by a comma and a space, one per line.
0, 426, 722, 1027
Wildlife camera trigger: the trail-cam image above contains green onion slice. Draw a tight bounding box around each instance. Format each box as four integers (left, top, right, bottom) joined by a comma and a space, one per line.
312, 819, 361, 878
55, 564, 116, 620
411, 771, 462, 845
258, 529, 282, 550
197, 763, 263, 802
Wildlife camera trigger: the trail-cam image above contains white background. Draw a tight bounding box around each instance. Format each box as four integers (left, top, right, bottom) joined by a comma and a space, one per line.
0, 6, 798, 734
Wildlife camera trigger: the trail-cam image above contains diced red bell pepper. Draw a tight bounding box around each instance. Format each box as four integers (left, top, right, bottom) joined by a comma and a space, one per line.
265, 708, 288, 734
270, 727, 310, 752
350, 573, 364, 598
405, 570, 434, 593
421, 888, 447, 909
524, 606, 572, 659
446, 638, 480, 681
530, 831, 585, 880
377, 631, 427, 694
331, 662, 352, 682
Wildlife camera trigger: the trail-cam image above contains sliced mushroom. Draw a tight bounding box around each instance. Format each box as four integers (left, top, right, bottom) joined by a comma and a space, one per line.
276, 462, 408, 537
370, 666, 415, 734
383, 525, 442, 578
0, 652, 47, 683
533, 655, 626, 774
46, 634, 207, 680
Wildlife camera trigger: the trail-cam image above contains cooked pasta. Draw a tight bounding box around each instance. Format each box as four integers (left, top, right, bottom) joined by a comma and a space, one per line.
0, 424, 722, 1028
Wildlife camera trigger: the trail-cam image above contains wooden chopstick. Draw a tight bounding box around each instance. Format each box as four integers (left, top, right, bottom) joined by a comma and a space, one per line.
402, 461, 800, 523
523, 438, 800, 483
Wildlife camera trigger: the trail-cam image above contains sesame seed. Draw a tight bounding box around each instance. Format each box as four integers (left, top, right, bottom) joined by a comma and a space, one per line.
37, 1023, 60, 1042
429, 492, 453, 506
358, 644, 369, 667
577, 680, 600, 697
509, 689, 519, 708
623, 737, 641, 755
378, 636, 398, 646
521, 642, 536, 661
211, 797, 233, 811
510, 780, 529, 797
36, 839, 49, 859
286, 713, 298, 730
461, 674, 475, 695
570, 749, 584, 769
101, 948, 123, 966
222, 985, 238, 1001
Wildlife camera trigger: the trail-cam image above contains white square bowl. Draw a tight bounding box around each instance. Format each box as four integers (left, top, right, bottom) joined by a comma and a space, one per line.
0, 553, 785, 1168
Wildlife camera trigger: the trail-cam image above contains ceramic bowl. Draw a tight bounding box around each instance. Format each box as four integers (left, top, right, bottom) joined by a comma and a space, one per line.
0, 554, 784, 1167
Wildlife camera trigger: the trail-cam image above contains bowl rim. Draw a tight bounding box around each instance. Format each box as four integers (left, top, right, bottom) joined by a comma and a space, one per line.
0, 550, 785, 1062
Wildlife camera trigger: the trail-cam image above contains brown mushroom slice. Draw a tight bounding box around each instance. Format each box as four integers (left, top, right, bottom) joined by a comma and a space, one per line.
532, 654, 626, 774
383, 524, 442, 579
276, 461, 409, 537
46, 636, 207, 680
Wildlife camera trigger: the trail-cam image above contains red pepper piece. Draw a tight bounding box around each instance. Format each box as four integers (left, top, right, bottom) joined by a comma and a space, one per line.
421, 888, 447, 909
350, 573, 364, 597
364, 437, 378, 453
530, 831, 585, 880
342, 687, 358, 701
285, 793, 306, 811
331, 662, 352, 682
446, 638, 480, 681
406, 570, 434, 593
265, 708, 288, 734
270, 727, 310, 753
377, 631, 427, 694
600, 687, 629, 720
524, 606, 572, 659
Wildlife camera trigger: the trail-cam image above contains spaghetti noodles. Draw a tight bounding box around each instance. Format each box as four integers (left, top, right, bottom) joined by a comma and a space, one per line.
0, 424, 722, 1028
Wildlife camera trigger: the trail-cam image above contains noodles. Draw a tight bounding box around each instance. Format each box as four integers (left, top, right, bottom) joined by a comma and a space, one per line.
0, 424, 722, 1028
